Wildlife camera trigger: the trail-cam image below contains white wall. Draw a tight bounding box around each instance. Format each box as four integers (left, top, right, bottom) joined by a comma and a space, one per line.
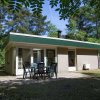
57, 47, 68, 73
77, 49, 98, 70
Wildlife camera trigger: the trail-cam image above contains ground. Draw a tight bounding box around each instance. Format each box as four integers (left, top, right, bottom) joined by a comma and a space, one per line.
0, 70, 100, 100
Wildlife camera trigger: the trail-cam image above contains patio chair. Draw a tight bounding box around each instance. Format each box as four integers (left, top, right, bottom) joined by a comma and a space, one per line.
30, 63, 38, 78
23, 62, 31, 79
37, 62, 45, 79
49, 63, 57, 78
45, 66, 51, 78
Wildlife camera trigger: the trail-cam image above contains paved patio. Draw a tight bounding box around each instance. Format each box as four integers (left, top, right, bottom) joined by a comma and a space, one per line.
0, 72, 90, 82
58, 72, 90, 78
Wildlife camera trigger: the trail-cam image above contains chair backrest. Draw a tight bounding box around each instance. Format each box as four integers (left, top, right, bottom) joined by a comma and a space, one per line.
24, 62, 30, 68
38, 62, 44, 68
37, 62, 44, 73
50, 63, 57, 72
23, 62, 31, 72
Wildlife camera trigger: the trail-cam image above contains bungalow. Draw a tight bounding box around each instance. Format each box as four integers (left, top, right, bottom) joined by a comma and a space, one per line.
5, 32, 100, 75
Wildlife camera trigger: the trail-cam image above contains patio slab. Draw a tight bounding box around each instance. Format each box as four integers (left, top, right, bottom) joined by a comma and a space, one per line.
0, 72, 90, 82
57, 72, 91, 78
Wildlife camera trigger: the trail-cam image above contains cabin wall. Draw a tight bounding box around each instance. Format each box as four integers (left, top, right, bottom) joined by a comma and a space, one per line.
5, 47, 16, 75
77, 49, 98, 70
57, 47, 68, 73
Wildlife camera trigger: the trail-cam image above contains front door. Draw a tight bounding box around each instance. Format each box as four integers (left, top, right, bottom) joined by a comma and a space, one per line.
68, 50, 76, 71
46, 49, 55, 66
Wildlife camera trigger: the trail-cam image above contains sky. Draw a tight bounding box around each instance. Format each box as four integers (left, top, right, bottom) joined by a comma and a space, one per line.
42, 0, 68, 35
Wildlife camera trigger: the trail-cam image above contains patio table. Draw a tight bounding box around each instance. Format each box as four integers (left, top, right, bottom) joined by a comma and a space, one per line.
30, 65, 51, 79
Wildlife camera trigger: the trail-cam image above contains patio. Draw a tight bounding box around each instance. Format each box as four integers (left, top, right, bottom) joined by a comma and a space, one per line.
0, 72, 90, 82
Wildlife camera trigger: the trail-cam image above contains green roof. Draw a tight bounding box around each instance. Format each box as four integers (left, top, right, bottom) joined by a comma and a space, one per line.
8, 32, 100, 49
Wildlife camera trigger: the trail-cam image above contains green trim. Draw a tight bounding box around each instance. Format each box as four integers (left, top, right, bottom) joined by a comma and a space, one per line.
9, 34, 100, 49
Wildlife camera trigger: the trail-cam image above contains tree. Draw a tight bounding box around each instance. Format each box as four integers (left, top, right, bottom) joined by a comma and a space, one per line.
0, 36, 5, 66
66, 3, 100, 42
28, 14, 50, 35
0, 4, 50, 35
1, 0, 100, 20
47, 23, 58, 37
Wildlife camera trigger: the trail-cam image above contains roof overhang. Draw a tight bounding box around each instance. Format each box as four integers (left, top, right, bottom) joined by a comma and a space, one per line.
6, 32, 100, 50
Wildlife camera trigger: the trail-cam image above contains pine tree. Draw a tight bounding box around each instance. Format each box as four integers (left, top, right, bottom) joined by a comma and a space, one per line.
66, 3, 100, 42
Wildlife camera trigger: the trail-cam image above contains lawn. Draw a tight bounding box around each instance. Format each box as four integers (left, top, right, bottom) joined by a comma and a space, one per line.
0, 77, 100, 100
81, 69, 100, 77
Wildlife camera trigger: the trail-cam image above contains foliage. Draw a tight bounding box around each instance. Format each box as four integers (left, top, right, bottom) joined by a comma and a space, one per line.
28, 14, 50, 35
1, 0, 100, 19
66, 30, 87, 41
47, 23, 58, 37
66, 3, 100, 42
75, 30, 87, 41
0, 49, 5, 66
0, 0, 44, 14
0, 39, 5, 66
0, 5, 50, 35
66, 18, 77, 39
87, 38, 100, 43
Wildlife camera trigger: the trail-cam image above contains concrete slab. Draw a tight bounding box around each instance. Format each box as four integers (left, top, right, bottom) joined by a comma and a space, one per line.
0, 72, 90, 82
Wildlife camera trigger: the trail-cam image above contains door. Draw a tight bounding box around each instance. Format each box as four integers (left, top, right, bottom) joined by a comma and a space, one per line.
16, 48, 31, 75
68, 50, 76, 71
46, 49, 55, 66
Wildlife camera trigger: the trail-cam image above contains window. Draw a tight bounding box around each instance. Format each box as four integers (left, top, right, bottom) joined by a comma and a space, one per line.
68, 51, 75, 67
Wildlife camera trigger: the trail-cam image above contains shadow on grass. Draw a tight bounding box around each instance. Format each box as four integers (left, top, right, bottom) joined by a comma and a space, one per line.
0, 77, 100, 100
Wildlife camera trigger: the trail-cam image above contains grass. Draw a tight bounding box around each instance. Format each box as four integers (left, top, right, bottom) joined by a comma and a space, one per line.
81, 69, 100, 77
0, 77, 100, 100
